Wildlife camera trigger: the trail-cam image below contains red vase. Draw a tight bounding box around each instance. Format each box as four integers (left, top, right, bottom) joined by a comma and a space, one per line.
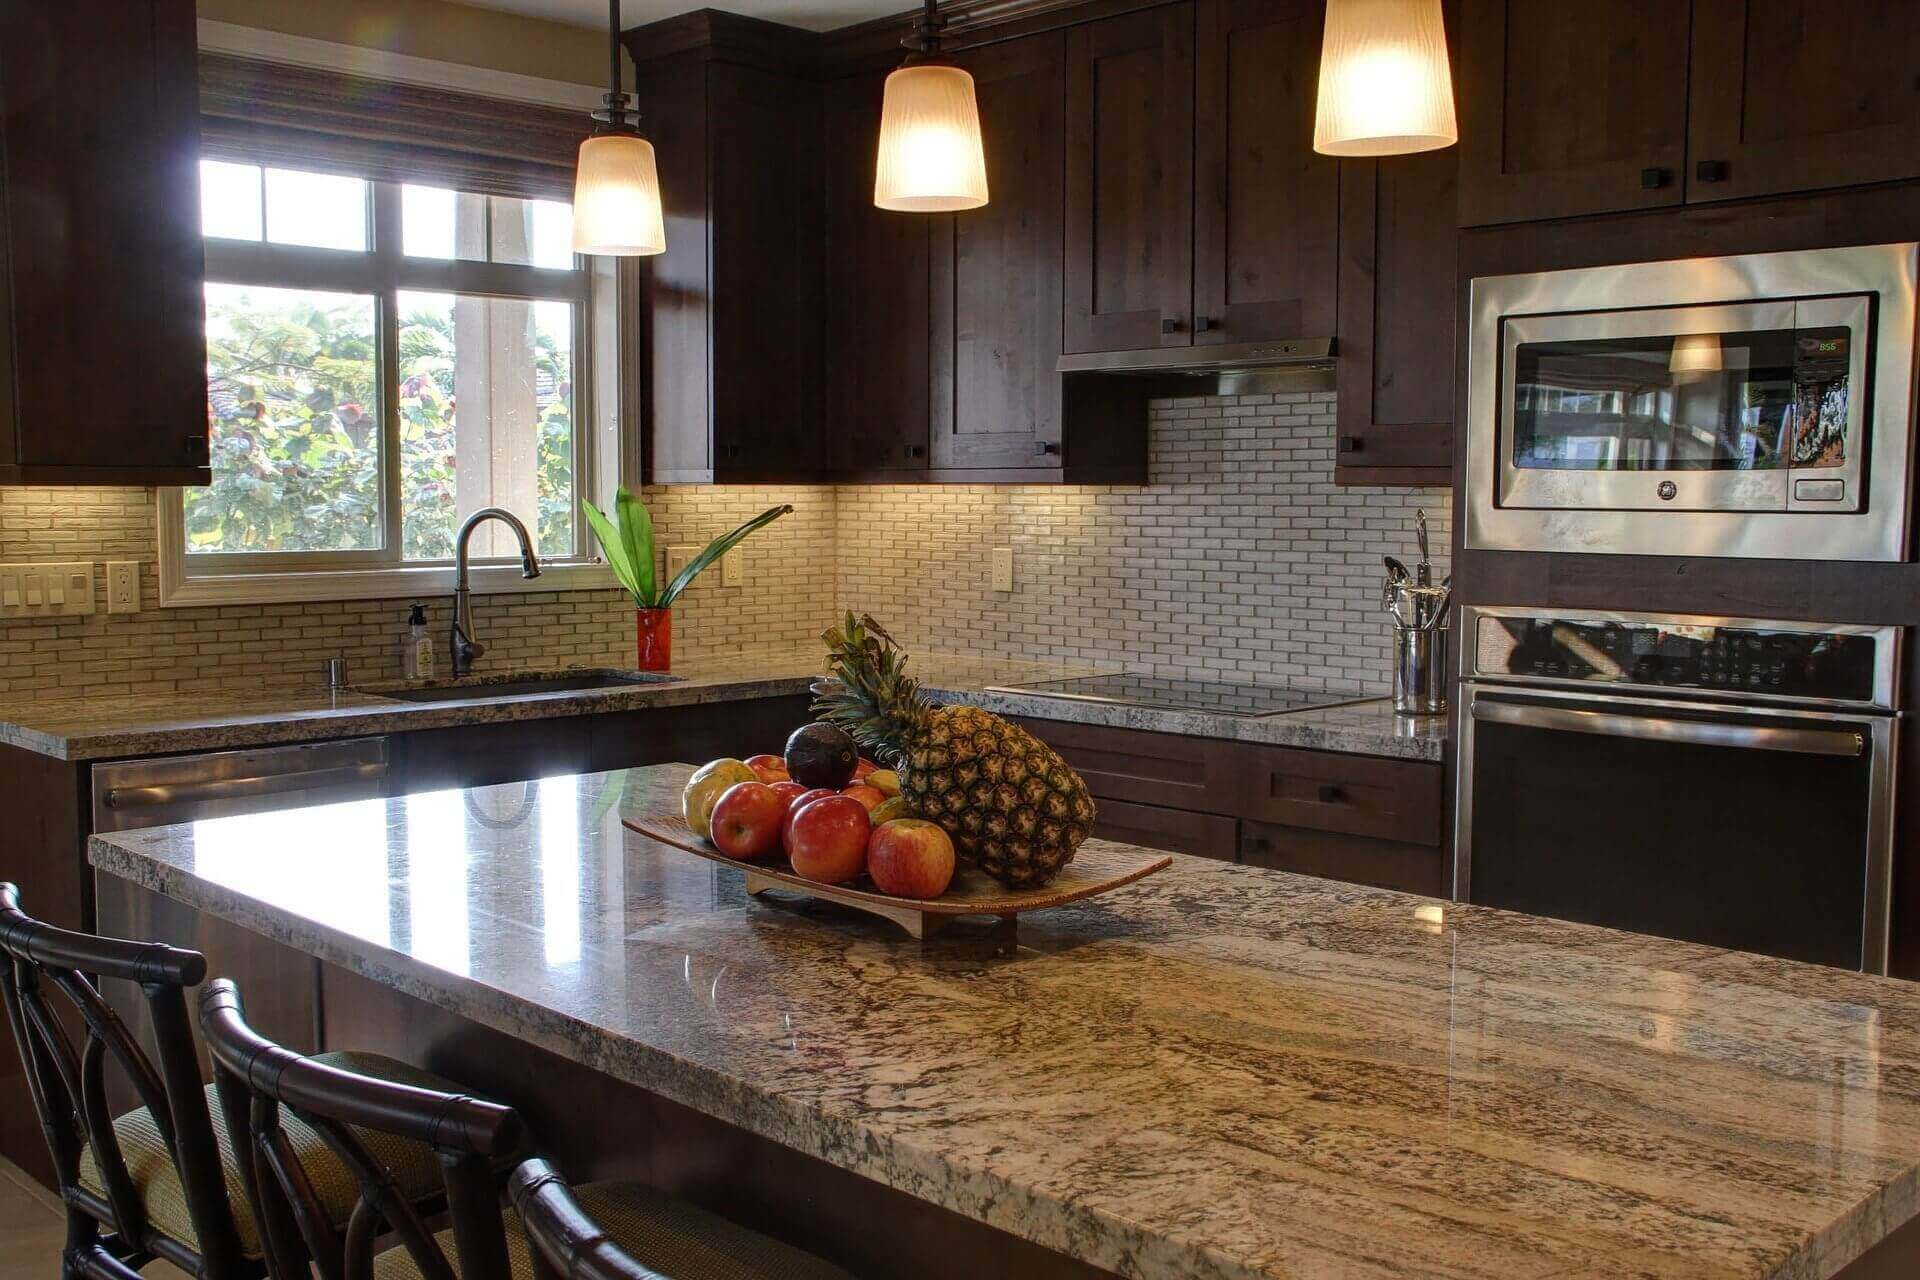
635, 608, 672, 672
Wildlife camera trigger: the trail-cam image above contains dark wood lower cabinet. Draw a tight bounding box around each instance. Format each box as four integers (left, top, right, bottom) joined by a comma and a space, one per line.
1093, 798, 1238, 862
1239, 820, 1446, 898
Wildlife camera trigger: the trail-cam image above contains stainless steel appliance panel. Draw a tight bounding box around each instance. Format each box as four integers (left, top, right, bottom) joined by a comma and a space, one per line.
91, 737, 392, 833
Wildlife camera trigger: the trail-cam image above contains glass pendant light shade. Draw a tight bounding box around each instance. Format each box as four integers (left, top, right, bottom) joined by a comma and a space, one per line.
1313, 0, 1458, 157
1669, 333, 1724, 375
571, 133, 665, 256
874, 62, 989, 213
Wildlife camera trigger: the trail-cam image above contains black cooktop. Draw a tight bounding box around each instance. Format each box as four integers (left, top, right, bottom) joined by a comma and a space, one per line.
985, 673, 1368, 718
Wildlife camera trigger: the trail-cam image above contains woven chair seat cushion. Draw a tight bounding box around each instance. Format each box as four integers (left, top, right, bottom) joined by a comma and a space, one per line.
77, 1051, 457, 1258
372, 1180, 853, 1280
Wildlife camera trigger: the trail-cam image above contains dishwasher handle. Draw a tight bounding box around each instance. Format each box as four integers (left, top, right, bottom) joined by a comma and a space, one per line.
104, 760, 389, 812
1470, 698, 1866, 758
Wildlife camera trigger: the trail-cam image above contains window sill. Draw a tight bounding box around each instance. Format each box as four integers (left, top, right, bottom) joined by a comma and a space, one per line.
157, 559, 619, 608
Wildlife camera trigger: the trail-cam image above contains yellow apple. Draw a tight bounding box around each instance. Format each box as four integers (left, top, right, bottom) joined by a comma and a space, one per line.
683, 759, 758, 840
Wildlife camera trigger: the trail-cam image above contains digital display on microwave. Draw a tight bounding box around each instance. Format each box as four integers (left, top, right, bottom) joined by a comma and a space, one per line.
1509, 325, 1851, 472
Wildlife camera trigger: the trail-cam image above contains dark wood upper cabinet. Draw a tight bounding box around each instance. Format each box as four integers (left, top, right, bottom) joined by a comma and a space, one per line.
824, 72, 930, 475
1193, 0, 1339, 346
1064, 4, 1195, 354
0, 0, 210, 486
1457, 0, 1692, 225
1686, 0, 1920, 203
931, 33, 1067, 471
634, 52, 823, 483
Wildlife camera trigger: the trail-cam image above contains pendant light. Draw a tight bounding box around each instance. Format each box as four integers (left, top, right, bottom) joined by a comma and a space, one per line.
1313, 0, 1458, 157
1669, 333, 1724, 376
572, 0, 665, 256
873, 0, 989, 213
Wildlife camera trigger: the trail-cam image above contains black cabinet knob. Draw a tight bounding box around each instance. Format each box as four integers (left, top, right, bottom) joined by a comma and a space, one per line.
1317, 783, 1346, 804
184, 434, 208, 461
903, 444, 925, 459
1034, 441, 1060, 456
1640, 166, 1671, 189
1195, 315, 1214, 332
1338, 435, 1364, 454
1695, 159, 1728, 183
1161, 316, 1182, 334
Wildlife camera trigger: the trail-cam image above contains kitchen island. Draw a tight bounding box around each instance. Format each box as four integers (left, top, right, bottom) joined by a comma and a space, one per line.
87, 763, 1920, 1280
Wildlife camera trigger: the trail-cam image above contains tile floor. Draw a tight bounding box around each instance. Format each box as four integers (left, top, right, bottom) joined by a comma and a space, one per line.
0, 1158, 186, 1280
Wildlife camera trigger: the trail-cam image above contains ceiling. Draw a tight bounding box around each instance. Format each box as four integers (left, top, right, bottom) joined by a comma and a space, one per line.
454, 0, 910, 32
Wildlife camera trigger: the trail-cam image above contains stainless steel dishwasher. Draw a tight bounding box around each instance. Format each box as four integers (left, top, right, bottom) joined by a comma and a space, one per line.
91, 737, 393, 1070
91, 737, 392, 833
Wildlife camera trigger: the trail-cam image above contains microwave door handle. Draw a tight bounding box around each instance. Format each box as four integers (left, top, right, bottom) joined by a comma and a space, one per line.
1470, 700, 1865, 757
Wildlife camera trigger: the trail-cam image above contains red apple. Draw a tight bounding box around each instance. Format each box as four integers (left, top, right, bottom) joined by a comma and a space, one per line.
852, 757, 880, 781
768, 780, 809, 817
839, 783, 886, 812
781, 788, 838, 853
744, 753, 791, 785
709, 781, 785, 860
786, 795, 871, 884
866, 819, 956, 899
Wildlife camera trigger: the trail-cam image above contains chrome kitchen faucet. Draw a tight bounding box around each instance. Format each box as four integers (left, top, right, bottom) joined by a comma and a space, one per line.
450, 507, 541, 676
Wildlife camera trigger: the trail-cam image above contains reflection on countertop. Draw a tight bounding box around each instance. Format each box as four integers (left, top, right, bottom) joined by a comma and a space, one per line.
89, 762, 1920, 1280
0, 649, 1444, 763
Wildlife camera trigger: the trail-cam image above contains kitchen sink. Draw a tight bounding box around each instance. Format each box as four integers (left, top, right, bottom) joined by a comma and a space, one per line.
371, 669, 682, 703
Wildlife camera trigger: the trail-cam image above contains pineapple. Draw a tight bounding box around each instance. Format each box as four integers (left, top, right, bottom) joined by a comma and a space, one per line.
813, 614, 1096, 889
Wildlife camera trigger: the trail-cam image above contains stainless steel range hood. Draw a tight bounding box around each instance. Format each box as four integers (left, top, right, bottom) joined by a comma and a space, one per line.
1056, 337, 1334, 394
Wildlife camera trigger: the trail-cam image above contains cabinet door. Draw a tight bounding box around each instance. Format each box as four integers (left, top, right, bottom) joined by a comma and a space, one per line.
1192, 0, 1337, 345
824, 74, 930, 475
709, 63, 824, 478
1457, 0, 1691, 225
1064, 4, 1195, 353
1687, 0, 1920, 203
931, 34, 1066, 471
1096, 798, 1237, 861
1239, 821, 1447, 897
1335, 149, 1458, 480
0, 0, 208, 482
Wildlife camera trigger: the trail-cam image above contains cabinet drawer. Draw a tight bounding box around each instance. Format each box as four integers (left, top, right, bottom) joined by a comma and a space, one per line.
1093, 798, 1236, 862
1240, 821, 1446, 897
1010, 717, 1236, 814
1227, 745, 1442, 846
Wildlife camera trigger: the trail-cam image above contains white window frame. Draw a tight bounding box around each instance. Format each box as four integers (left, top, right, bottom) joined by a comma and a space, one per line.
160, 160, 625, 608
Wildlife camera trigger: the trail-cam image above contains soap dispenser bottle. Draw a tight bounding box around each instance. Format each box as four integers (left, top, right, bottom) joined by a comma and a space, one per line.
405, 603, 435, 680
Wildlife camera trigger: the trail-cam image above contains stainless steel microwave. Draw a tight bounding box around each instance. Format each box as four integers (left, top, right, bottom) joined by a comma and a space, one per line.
1464, 243, 1918, 561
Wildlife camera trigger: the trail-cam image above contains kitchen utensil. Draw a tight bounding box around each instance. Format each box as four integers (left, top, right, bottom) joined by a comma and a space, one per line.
1383, 511, 1451, 715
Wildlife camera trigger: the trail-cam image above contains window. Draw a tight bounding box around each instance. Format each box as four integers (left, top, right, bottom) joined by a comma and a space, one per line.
162, 157, 622, 605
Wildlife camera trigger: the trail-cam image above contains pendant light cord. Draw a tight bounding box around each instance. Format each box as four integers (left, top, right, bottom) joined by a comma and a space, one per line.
595, 0, 634, 134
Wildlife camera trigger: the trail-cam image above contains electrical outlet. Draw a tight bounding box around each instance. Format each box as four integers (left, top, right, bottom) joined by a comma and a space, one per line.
991, 546, 1014, 593
721, 547, 745, 588
106, 561, 141, 614
0, 562, 95, 617
665, 545, 696, 586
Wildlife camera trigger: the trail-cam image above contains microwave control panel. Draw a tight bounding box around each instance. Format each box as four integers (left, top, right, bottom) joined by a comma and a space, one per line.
1473, 612, 1885, 704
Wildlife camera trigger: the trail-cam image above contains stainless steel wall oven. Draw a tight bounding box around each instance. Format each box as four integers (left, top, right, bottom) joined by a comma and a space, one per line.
1464, 243, 1918, 561
1454, 607, 1901, 972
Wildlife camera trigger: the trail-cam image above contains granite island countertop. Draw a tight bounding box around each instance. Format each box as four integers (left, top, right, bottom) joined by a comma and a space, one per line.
0, 649, 1445, 763
90, 763, 1920, 1280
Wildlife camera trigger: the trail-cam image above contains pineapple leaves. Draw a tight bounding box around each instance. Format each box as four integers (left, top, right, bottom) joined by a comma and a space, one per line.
657, 504, 794, 608
587, 490, 790, 609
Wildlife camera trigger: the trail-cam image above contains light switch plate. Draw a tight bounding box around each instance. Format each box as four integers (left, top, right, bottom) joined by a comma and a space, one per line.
665, 545, 696, 587
0, 562, 95, 618
991, 546, 1014, 593
720, 547, 744, 588
106, 561, 141, 614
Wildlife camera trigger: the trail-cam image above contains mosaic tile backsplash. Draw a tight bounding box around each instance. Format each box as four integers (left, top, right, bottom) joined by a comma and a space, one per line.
0, 392, 1448, 698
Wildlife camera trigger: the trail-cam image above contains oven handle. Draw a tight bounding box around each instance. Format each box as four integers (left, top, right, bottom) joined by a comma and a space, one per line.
1469, 699, 1866, 757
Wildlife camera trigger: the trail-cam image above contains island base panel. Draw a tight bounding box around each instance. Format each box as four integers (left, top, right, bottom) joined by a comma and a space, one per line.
319, 965, 1120, 1280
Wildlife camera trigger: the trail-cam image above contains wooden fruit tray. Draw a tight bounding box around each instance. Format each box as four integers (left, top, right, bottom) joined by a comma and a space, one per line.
625, 810, 1170, 940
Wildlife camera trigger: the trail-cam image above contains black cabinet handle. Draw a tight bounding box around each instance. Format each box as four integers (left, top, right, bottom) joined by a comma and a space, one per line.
1195, 315, 1214, 332
1695, 159, 1728, 183
1034, 441, 1060, 456
1317, 783, 1346, 804
1161, 316, 1182, 334
903, 444, 925, 459
1338, 435, 1364, 454
1640, 166, 1671, 189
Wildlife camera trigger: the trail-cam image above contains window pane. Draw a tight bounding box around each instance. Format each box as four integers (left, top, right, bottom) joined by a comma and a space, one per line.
402, 183, 486, 261
264, 168, 369, 252
200, 160, 263, 241
191, 284, 382, 554
397, 291, 576, 561
489, 197, 575, 270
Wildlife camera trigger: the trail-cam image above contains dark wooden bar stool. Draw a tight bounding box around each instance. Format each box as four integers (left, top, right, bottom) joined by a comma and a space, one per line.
198, 979, 854, 1280
0, 884, 462, 1280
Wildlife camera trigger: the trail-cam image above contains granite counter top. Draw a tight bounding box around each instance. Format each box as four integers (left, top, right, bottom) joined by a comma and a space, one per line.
0, 650, 1444, 763
91, 764, 1920, 1280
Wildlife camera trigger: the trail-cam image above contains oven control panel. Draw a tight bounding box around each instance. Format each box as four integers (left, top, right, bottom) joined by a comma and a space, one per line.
1472, 610, 1888, 705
